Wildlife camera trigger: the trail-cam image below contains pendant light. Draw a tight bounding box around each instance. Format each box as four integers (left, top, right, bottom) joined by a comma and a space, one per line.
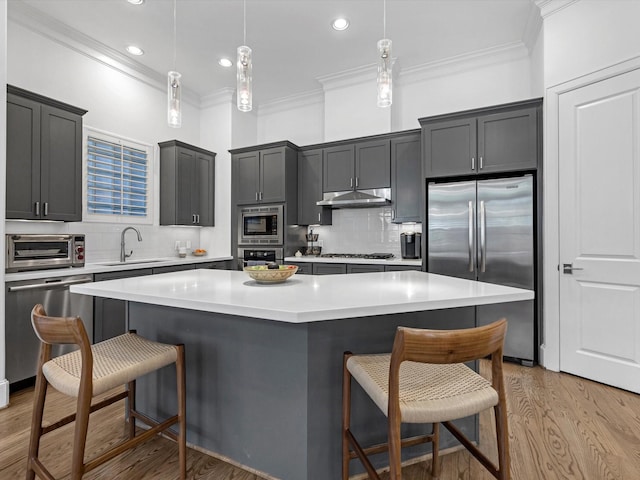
377, 0, 392, 108
167, 0, 182, 127
237, 0, 252, 112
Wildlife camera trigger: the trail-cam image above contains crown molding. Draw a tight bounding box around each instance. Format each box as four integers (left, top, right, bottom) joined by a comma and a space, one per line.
200, 88, 235, 109
398, 42, 529, 86
523, 2, 543, 52
317, 57, 399, 92
258, 89, 324, 116
535, 0, 581, 19
8, 0, 200, 106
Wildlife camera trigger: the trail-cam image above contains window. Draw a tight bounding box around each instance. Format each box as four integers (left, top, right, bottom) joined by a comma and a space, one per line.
84, 128, 153, 223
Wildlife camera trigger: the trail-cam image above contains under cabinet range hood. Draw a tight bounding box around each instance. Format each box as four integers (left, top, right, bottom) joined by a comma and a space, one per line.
316, 188, 391, 208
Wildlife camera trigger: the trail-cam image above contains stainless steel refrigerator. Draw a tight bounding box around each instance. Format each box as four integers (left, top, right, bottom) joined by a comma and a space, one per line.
427, 175, 535, 364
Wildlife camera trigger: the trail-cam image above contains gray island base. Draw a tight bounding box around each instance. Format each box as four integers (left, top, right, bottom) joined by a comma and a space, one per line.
71, 269, 533, 479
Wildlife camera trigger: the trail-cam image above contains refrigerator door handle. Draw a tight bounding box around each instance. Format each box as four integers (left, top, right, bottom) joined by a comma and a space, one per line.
480, 200, 486, 273
468, 201, 474, 272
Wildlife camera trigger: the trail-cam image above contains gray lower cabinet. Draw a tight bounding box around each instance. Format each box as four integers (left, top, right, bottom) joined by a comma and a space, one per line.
6, 85, 86, 221
198, 260, 233, 270
152, 264, 196, 275
421, 99, 541, 178
93, 268, 153, 343
390, 132, 422, 223
313, 263, 347, 275
298, 149, 331, 225
159, 140, 215, 226
347, 264, 384, 274
384, 265, 422, 272
285, 262, 313, 275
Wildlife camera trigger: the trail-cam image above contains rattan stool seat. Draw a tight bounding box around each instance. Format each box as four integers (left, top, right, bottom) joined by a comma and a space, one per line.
43, 333, 178, 397
347, 354, 499, 423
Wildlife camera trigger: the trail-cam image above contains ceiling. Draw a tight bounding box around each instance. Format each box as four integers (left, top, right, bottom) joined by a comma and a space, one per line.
15, 0, 537, 107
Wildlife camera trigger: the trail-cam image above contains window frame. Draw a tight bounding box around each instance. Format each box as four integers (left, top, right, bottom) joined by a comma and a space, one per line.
82, 126, 154, 225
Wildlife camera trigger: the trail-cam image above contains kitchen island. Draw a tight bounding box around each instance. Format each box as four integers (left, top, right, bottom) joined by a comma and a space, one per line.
71, 269, 533, 480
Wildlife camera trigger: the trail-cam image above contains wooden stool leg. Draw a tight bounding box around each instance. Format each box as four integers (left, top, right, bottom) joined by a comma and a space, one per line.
431, 422, 440, 479
177, 345, 187, 480
341, 353, 352, 480
70, 387, 93, 480
127, 379, 136, 439
494, 400, 510, 480
26, 372, 49, 480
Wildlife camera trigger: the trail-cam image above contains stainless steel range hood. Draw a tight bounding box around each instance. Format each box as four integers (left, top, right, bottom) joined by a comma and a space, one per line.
316, 188, 391, 208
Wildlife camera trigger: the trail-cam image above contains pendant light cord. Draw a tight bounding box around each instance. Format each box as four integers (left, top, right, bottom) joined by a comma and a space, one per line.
383, 0, 386, 38
243, 0, 247, 45
173, 0, 177, 70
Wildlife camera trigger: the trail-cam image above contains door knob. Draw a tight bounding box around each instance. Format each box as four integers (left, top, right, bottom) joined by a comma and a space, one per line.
562, 263, 584, 274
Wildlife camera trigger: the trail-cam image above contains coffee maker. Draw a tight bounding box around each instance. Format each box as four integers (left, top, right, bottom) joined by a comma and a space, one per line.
400, 232, 421, 259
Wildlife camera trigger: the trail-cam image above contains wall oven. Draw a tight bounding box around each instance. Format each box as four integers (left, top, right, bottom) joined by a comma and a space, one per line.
238, 204, 284, 246
237, 247, 283, 270
6, 234, 86, 272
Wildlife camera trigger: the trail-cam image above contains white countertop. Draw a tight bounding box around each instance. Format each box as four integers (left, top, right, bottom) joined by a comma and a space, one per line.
5, 255, 234, 282
284, 256, 422, 266
70, 269, 534, 323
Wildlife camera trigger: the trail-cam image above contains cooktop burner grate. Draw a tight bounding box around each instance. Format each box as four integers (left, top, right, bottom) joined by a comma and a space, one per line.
319, 253, 395, 260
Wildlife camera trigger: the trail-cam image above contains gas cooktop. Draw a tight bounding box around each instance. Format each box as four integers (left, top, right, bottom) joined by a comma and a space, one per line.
319, 253, 395, 260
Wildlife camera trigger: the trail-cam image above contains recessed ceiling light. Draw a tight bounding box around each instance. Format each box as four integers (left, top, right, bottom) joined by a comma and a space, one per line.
127, 0, 145, 5
218, 58, 233, 68
126, 45, 144, 56
332, 18, 350, 31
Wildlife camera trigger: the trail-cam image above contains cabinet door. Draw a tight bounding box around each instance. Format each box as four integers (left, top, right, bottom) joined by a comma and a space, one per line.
423, 117, 477, 178
176, 147, 197, 225
6, 94, 41, 220
391, 134, 422, 223
347, 264, 385, 274
298, 149, 331, 225
285, 262, 312, 275
152, 264, 196, 274
260, 147, 287, 203
477, 107, 538, 173
195, 151, 215, 226
235, 151, 260, 204
93, 268, 153, 342
313, 263, 347, 275
384, 265, 422, 272
355, 139, 390, 190
40, 105, 83, 221
323, 144, 355, 192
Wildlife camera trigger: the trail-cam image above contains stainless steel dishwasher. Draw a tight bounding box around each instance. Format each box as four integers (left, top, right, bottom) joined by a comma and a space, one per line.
5, 274, 93, 385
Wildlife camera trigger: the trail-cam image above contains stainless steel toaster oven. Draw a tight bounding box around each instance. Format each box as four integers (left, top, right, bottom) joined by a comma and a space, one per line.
6, 234, 86, 272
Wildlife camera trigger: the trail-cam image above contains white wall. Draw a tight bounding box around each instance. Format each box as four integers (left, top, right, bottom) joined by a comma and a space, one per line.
544, 0, 640, 88
257, 92, 325, 146
1, 0, 8, 409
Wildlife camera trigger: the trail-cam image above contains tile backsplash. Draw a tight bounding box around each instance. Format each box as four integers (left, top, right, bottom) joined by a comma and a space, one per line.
309, 207, 422, 258
5, 221, 203, 263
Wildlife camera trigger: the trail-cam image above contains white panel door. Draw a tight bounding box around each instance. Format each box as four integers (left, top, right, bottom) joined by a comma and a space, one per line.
559, 68, 640, 393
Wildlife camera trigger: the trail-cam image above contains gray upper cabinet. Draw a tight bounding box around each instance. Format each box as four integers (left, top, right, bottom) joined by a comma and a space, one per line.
298, 149, 331, 225
323, 140, 390, 192
6, 86, 86, 221
159, 140, 215, 226
390, 132, 422, 223
421, 99, 541, 178
232, 144, 297, 205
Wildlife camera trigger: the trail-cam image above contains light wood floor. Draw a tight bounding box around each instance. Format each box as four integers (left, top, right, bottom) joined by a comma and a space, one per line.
1, 361, 639, 479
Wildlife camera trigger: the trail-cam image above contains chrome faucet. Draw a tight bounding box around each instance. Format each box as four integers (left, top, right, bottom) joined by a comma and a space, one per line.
120, 226, 142, 262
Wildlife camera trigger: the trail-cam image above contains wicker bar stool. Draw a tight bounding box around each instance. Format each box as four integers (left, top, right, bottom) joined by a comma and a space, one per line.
26, 304, 186, 480
342, 318, 509, 480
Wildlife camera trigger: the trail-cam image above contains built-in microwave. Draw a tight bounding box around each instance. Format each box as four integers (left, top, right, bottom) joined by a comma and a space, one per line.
238, 204, 284, 246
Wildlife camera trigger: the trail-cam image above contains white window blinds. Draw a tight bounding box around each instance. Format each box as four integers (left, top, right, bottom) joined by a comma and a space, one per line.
86, 135, 149, 217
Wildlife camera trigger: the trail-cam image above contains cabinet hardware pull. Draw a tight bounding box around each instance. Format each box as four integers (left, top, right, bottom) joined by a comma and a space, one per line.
350, 178, 353, 188
468, 201, 474, 272
355, 177, 359, 187
480, 156, 484, 169
318, 212, 321, 222
35, 201, 40, 216
563, 263, 584, 274
44, 202, 49, 216
392, 209, 395, 220
471, 157, 475, 170
260, 191, 263, 201
255, 192, 258, 201
197, 214, 200, 224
